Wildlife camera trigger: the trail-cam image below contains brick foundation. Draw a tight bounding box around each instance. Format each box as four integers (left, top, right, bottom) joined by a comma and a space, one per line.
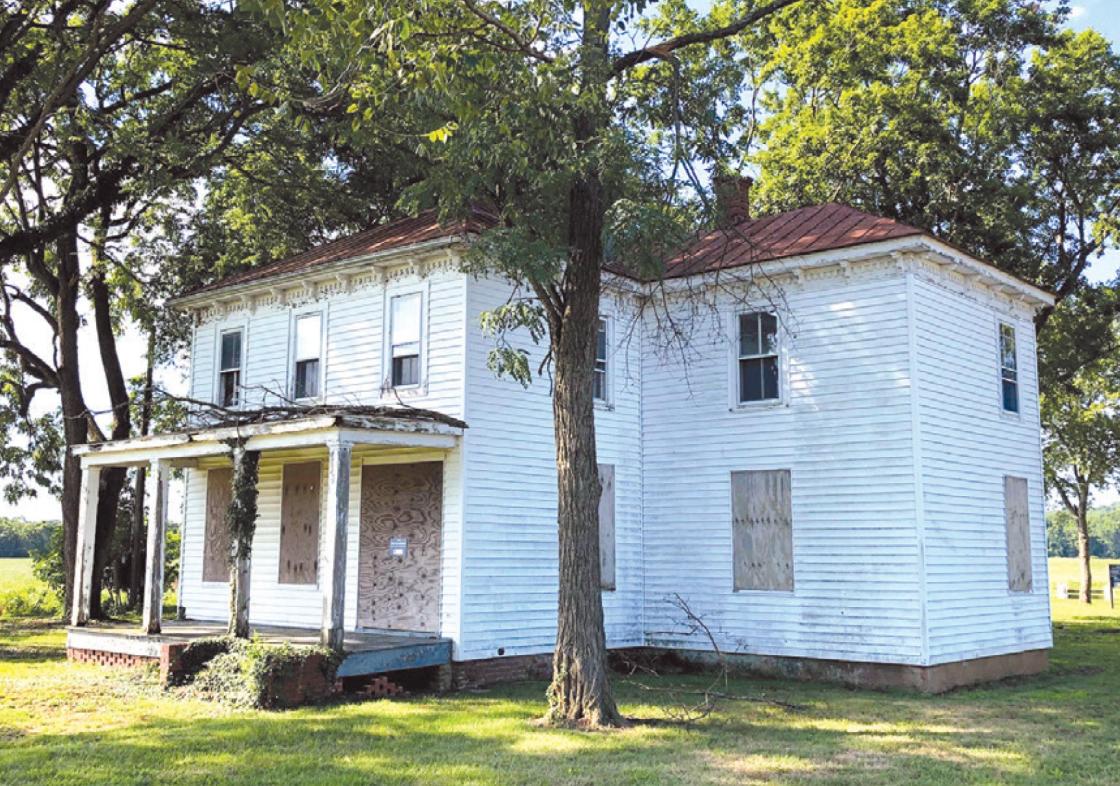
636, 647, 1050, 694
451, 653, 552, 688
67, 647, 155, 669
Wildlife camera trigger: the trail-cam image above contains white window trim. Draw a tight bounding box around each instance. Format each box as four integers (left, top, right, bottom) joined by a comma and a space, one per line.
593, 315, 613, 410
288, 305, 327, 403
214, 320, 248, 409
996, 318, 1021, 420
381, 280, 430, 398
728, 309, 787, 411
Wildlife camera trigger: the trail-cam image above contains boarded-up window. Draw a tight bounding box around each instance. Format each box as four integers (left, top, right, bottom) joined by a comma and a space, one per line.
598, 464, 615, 591
732, 469, 793, 591
1004, 476, 1032, 592
278, 461, 321, 585
202, 468, 233, 582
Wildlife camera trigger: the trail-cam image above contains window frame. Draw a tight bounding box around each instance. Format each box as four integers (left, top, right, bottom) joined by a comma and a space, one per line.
730, 468, 795, 594
289, 308, 325, 402
998, 321, 1019, 415
1003, 475, 1033, 594
593, 316, 611, 407
382, 283, 428, 396
215, 323, 247, 408
730, 310, 784, 409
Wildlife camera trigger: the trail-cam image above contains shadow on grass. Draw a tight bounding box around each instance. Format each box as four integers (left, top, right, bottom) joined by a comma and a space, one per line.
2, 619, 1118, 785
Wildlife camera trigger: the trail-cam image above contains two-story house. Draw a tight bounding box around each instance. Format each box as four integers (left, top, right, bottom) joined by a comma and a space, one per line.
67, 187, 1055, 691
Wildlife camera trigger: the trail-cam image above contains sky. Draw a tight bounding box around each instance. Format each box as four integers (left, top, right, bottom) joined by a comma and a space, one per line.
1, 1, 1118, 521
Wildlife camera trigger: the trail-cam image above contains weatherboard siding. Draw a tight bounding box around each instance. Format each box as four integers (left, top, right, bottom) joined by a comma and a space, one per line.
455, 276, 645, 660
179, 443, 466, 636
640, 266, 925, 665
179, 265, 469, 635
911, 270, 1052, 664
176, 241, 1052, 670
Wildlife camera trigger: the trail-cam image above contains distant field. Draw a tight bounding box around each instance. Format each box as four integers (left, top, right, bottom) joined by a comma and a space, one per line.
1047, 556, 1120, 595
0, 557, 38, 593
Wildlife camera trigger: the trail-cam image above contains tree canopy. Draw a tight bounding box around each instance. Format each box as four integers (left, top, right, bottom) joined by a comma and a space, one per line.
749, 0, 1120, 335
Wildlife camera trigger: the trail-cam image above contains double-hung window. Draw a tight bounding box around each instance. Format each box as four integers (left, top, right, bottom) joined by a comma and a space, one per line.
738, 312, 779, 403
389, 292, 422, 388
292, 313, 322, 400
593, 319, 608, 402
999, 323, 1018, 413
218, 329, 243, 407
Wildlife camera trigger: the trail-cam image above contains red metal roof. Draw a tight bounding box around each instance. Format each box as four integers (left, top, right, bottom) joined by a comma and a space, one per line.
189, 202, 921, 297
660, 202, 924, 278
188, 207, 496, 296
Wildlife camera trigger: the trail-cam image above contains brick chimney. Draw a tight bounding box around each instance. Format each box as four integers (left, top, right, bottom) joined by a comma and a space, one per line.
714, 175, 753, 226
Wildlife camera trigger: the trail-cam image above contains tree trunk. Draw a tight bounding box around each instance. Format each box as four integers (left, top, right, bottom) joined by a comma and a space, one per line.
544, 165, 622, 727
128, 331, 156, 608
88, 267, 132, 618
226, 443, 260, 638
542, 1, 622, 728
1077, 485, 1092, 604
55, 229, 88, 614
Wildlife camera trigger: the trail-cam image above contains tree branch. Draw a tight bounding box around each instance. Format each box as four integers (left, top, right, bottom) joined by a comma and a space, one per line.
458, 0, 554, 63
612, 0, 803, 74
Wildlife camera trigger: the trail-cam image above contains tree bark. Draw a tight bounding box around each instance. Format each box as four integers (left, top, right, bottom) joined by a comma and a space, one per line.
55, 228, 88, 614
226, 443, 260, 638
1077, 483, 1092, 604
88, 266, 132, 618
542, 0, 622, 728
545, 170, 621, 727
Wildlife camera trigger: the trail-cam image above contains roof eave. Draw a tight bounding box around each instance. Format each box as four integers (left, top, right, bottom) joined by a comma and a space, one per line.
609, 235, 1055, 309
169, 234, 468, 311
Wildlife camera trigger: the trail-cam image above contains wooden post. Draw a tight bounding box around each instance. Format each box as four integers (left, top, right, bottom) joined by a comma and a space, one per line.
142, 459, 170, 634
70, 465, 102, 627
321, 441, 352, 651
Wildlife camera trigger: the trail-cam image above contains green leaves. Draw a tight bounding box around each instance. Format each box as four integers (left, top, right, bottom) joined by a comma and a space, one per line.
750, 0, 1119, 318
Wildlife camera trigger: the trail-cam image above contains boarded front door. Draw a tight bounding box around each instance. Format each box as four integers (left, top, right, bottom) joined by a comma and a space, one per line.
357, 462, 442, 632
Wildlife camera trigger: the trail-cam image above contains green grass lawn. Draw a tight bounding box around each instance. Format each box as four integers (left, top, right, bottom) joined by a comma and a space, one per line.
1047, 556, 1119, 596
1, 564, 1119, 785
0, 557, 39, 593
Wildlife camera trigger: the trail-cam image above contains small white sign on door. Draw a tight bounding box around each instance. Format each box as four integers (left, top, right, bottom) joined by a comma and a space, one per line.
388, 537, 408, 558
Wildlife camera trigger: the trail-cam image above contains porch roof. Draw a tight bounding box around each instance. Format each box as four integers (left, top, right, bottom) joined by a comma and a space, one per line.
71, 407, 466, 468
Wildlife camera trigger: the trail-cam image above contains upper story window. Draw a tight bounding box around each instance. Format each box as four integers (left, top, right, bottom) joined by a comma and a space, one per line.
218, 329, 242, 407
738, 311, 779, 403
999, 323, 1019, 413
390, 292, 422, 388
593, 318, 608, 402
293, 313, 322, 400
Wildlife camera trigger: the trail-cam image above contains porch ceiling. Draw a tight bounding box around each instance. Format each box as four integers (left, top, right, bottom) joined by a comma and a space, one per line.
71, 409, 466, 468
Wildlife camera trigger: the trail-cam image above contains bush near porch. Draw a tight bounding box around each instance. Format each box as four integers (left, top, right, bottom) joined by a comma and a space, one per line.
1, 565, 1118, 785
180, 637, 342, 709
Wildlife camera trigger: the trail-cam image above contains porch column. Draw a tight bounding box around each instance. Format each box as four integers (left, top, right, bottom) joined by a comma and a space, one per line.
70, 465, 102, 626
142, 459, 171, 635
321, 441, 352, 650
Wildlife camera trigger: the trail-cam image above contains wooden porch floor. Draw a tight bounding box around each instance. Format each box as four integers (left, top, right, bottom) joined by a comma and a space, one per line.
67, 620, 452, 677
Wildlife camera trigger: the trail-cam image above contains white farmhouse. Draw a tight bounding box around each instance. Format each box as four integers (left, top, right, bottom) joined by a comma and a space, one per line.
67, 185, 1055, 691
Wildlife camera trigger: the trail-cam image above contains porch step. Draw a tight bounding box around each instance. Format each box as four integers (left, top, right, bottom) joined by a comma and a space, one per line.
337, 639, 452, 678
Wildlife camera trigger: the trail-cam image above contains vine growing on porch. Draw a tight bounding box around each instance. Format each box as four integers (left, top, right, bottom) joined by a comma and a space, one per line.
226, 441, 260, 639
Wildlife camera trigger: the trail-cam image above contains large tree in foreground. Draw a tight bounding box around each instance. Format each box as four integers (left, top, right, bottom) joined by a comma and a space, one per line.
1040, 290, 1120, 603
246, 0, 802, 726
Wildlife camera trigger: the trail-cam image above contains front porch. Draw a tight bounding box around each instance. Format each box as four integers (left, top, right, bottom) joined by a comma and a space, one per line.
67, 621, 453, 678
68, 407, 465, 654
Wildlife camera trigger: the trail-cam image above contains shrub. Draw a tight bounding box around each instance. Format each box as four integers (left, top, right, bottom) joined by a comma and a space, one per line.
0, 585, 62, 620
185, 637, 342, 709
166, 637, 233, 686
